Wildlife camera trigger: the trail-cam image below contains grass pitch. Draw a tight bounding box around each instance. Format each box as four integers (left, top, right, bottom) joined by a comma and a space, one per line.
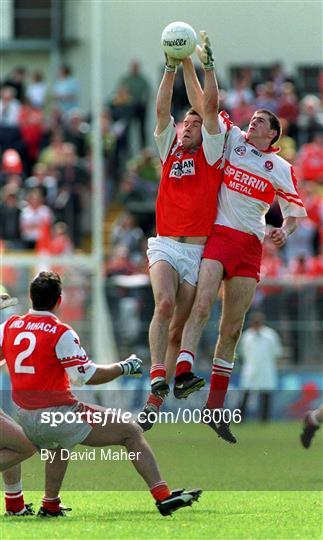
1, 421, 322, 539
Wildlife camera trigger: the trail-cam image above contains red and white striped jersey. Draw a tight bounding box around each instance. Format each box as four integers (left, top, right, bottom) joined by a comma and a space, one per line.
217, 112, 307, 241
0, 310, 96, 409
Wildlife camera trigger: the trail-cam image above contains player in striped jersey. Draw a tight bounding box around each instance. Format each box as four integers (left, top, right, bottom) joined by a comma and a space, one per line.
172, 42, 307, 443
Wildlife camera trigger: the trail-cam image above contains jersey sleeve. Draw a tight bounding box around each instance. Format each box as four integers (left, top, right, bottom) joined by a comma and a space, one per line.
55, 328, 97, 386
154, 117, 177, 163
201, 125, 225, 166
275, 165, 307, 218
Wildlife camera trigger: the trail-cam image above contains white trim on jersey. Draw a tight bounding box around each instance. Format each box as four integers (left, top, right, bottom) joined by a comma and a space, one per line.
55, 328, 96, 386
216, 114, 306, 241
154, 116, 225, 166
154, 117, 177, 163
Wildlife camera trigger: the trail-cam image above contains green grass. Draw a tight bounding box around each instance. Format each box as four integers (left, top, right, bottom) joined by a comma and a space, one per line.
1, 422, 322, 539
1, 491, 322, 540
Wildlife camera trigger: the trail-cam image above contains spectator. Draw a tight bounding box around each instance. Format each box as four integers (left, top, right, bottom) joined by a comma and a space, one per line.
295, 127, 323, 182
52, 65, 80, 117
225, 74, 254, 112
25, 163, 58, 205
0, 87, 21, 126
277, 82, 299, 140
26, 71, 47, 109
254, 82, 278, 113
111, 212, 145, 262
64, 109, 89, 158
238, 311, 283, 422
3, 67, 26, 102
0, 186, 22, 249
108, 85, 133, 172
105, 245, 137, 277
117, 169, 150, 207
126, 147, 160, 197
297, 94, 323, 145
284, 217, 317, 263
268, 62, 288, 96
38, 128, 66, 167
49, 221, 74, 255
19, 188, 52, 249
19, 100, 45, 173
1, 149, 23, 180
120, 60, 150, 148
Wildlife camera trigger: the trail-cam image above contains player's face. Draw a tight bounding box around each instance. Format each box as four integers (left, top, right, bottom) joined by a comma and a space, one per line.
246, 113, 275, 143
181, 114, 202, 149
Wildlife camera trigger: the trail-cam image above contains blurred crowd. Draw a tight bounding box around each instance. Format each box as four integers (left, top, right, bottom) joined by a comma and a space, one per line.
1, 61, 323, 292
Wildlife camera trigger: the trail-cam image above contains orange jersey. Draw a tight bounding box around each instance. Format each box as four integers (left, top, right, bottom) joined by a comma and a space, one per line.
154, 119, 225, 236
0, 310, 95, 409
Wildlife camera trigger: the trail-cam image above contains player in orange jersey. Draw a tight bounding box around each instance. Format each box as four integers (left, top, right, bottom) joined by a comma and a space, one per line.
0, 273, 201, 517
0, 293, 36, 515
138, 32, 226, 430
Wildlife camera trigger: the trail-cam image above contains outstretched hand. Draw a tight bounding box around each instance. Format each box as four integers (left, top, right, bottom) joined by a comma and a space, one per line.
0, 293, 19, 310
196, 30, 214, 70
164, 53, 181, 73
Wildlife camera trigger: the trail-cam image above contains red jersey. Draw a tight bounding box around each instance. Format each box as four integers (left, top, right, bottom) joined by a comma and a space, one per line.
0, 310, 96, 409
154, 118, 225, 236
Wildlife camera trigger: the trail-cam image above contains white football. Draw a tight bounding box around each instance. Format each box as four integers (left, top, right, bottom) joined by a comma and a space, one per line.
161, 21, 197, 60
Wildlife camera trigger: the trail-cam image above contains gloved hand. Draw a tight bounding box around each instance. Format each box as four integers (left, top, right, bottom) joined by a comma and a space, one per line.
119, 354, 143, 377
0, 293, 19, 310
196, 31, 214, 70
164, 53, 181, 73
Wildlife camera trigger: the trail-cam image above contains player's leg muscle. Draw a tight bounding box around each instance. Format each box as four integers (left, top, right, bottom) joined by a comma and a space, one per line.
165, 280, 196, 381
216, 276, 257, 360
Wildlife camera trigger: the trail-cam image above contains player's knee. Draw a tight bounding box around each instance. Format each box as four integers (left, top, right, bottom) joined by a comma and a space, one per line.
192, 297, 212, 323
122, 422, 143, 446
155, 296, 175, 321
219, 322, 242, 344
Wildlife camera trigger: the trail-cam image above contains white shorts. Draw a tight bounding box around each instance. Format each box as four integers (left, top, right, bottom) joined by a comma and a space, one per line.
147, 236, 204, 286
17, 402, 93, 450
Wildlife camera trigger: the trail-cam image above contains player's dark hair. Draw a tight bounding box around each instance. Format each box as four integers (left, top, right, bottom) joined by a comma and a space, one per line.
256, 109, 282, 145
185, 108, 202, 121
30, 272, 62, 311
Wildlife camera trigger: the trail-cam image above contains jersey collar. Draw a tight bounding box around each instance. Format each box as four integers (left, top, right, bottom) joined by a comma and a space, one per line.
244, 135, 280, 154
28, 309, 58, 319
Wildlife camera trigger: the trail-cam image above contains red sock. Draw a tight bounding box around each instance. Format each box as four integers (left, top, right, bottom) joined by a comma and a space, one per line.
175, 350, 194, 378
150, 481, 171, 501
42, 496, 61, 513
150, 364, 166, 384
5, 488, 25, 514
147, 393, 164, 410
206, 358, 234, 409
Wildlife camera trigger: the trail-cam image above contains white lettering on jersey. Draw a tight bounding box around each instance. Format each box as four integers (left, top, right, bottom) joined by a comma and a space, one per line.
9, 320, 24, 329
169, 158, 195, 178
25, 321, 57, 333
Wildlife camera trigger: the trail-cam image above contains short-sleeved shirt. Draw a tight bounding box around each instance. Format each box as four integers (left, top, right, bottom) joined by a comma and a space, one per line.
0, 309, 96, 409
154, 118, 226, 236
216, 112, 307, 241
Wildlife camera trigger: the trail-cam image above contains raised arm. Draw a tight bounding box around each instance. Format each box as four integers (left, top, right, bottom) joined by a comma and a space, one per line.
182, 56, 204, 117
182, 32, 220, 134
155, 55, 179, 135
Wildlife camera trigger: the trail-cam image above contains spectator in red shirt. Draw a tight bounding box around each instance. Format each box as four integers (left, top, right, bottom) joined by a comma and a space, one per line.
296, 127, 323, 183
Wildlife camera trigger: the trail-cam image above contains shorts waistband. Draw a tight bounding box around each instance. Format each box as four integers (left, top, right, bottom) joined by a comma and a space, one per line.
159, 235, 207, 246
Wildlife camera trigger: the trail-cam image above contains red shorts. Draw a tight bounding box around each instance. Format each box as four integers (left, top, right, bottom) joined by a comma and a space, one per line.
203, 225, 263, 281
